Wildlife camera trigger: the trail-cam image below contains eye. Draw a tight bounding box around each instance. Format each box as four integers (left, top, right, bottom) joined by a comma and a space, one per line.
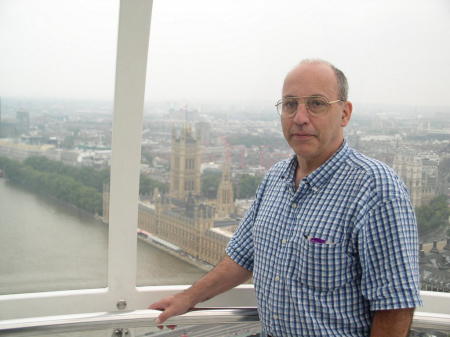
309, 98, 327, 107
283, 99, 298, 110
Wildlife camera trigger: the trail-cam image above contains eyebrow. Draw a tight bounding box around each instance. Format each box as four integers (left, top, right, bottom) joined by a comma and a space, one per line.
282, 94, 328, 99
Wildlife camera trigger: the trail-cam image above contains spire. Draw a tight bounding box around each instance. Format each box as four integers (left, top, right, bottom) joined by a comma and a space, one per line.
216, 153, 235, 219
430, 240, 439, 254
444, 238, 450, 251
419, 243, 425, 260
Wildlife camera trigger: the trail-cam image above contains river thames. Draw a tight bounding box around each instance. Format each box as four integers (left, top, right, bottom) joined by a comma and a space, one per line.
0, 178, 204, 295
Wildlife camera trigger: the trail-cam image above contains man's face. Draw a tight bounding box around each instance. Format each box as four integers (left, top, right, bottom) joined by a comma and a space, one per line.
281, 62, 352, 164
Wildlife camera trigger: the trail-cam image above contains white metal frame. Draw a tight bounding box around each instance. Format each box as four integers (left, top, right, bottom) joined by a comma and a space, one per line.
0, 0, 449, 323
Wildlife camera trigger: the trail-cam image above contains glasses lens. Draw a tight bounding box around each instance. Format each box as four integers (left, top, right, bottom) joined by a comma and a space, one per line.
306, 97, 328, 114
281, 98, 298, 116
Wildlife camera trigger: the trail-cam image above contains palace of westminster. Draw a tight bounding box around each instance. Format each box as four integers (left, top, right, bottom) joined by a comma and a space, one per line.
103, 124, 238, 267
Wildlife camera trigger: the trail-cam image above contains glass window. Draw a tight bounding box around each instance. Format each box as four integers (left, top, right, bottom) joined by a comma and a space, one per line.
135, 0, 450, 292
0, 0, 118, 294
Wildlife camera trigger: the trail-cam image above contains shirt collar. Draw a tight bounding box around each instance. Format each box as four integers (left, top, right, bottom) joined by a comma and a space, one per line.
281, 140, 350, 191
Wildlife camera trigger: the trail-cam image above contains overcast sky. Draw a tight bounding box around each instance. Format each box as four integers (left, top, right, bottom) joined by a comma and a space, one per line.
0, 0, 449, 108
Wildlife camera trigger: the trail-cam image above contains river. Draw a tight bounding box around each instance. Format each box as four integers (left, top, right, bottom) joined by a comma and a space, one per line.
0, 179, 204, 295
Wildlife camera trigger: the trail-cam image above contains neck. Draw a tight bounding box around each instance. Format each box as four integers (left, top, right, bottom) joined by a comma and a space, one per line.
294, 139, 344, 187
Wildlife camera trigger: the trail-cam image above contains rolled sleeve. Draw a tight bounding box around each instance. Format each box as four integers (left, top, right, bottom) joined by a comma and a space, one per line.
226, 170, 271, 272
358, 197, 423, 311
226, 201, 255, 271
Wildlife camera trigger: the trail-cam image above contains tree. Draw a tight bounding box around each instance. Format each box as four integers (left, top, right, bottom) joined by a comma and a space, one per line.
139, 174, 168, 196
141, 151, 154, 166
201, 169, 222, 199
1, 156, 105, 215
235, 174, 262, 199
24, 156, 109, 192
416, 195, 450, 236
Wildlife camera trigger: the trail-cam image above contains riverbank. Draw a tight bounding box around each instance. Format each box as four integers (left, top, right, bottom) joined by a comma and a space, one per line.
137, 229, 214, 273
1, 178, 103, 222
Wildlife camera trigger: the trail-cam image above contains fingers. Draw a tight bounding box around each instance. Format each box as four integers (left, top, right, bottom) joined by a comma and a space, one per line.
149, 297, 181, 324
156, 324, 177, 330
149, 294, 194, 326
156, 305, 180, 324
149, 297, 171, 311
154, 308, 179, 330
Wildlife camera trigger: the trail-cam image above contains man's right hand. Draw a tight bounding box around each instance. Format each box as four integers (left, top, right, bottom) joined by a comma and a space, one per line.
148, 256, 252, 325
148, 291, 196, 324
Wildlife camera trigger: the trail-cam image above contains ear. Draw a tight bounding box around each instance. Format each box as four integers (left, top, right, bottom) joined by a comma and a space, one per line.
340, 101, 352, 127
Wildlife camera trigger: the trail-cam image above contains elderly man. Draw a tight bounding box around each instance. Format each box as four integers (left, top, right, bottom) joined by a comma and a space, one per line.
150, 59, 422, 337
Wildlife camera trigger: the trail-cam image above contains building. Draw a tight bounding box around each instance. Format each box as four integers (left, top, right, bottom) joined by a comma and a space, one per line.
393, 154, 436, 207
16, 111, 30, 135
169, 125, 201, 200
103, 124, 239, 267
420, 239, 450, 292
215, 161, 235, 219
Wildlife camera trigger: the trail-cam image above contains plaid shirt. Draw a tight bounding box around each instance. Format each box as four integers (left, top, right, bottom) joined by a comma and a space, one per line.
226, 141, 422, 337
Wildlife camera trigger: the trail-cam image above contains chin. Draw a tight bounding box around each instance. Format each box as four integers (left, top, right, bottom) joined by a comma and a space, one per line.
292, 146, 317, 158
289, 139, 315, 151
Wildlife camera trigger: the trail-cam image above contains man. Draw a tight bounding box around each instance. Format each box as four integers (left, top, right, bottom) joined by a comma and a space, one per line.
150, 59, 422, 337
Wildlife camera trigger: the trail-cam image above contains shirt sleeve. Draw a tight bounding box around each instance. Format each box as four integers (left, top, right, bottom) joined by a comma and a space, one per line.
226, 172, 269, 272
358, 196, 423, 311
226, 200, 256, 271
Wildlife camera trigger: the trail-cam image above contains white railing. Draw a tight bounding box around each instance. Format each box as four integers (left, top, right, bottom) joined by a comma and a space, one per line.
1, 308, 449, 337
0, 308, 258, 336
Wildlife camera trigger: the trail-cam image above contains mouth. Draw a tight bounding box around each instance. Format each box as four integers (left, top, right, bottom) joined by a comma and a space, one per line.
291, 133, 315, 140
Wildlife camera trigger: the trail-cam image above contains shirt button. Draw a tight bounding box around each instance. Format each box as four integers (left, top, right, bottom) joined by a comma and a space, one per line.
273, 315, 279, 320
292, 202, 297, 208
275, 275, 280, 281
281, 239, 287, 244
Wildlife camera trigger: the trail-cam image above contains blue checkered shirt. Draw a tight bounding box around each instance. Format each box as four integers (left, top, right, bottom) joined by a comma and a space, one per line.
226, 141, 422, 337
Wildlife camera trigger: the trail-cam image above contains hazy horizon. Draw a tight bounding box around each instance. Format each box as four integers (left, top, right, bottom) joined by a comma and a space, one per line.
1, 0, 449, 107
1, 96, 450, 122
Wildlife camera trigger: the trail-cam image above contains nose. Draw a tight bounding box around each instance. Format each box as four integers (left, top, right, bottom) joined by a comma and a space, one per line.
292, 101, 310, 125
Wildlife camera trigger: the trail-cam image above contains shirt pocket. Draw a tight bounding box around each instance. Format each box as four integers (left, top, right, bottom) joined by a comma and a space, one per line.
291, 233, 356, 290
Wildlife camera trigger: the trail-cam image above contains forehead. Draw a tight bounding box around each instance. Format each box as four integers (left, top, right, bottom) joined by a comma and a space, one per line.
282, 62, 339, 99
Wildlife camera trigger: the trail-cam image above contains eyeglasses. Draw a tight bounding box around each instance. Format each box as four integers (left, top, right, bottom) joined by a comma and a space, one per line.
275, 96, 342, 117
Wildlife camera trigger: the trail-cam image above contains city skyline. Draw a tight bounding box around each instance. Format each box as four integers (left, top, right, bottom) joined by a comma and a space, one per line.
1, 96, 450, 121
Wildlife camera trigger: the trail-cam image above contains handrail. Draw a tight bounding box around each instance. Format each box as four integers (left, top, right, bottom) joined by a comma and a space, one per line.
0, 308, 259, 336
412, 312, 450, 331
0, 308, 449, 337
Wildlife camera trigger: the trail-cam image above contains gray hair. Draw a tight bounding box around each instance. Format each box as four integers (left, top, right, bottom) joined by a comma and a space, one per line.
298, 59, 349, 101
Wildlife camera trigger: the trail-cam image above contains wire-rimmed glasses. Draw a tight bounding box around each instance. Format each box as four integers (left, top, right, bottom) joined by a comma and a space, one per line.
275, 96, 342, 117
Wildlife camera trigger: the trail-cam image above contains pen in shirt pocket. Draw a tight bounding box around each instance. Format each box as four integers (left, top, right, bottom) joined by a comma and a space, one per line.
304, 235, 335, 244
